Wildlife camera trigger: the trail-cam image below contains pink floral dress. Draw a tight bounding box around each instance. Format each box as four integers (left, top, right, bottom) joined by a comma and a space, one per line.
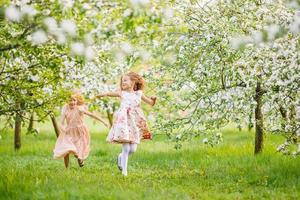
106, 90, 151, 144
53, 105, 90, 160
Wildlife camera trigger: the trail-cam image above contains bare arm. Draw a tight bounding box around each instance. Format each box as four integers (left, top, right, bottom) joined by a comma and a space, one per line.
141, 94, 157, 106
60, 115, 66, 128
95, 91, 120, 98
59, 106, 67, 131
81, 109, 109, 127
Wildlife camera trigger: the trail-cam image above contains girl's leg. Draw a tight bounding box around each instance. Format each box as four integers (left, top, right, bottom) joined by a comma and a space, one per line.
121, 143, 130, 176
129, 143, 137, 155
64, 154, 69, 168
77, 158, 84, 167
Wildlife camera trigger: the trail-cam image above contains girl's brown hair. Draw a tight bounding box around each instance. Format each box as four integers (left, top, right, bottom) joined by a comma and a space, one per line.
121, 71, 145, 91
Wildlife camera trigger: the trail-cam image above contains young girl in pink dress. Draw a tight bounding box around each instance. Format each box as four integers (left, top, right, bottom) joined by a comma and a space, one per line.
95, 72, 156, 176
53, 92, 108, 168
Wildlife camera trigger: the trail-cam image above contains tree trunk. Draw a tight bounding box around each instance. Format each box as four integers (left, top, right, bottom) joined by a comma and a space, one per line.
107, 110, 113, 127
254, 80, 264, 154
50, 113, 59, 138
248, 113, 253, 131
27, 112, 34, 133
14, 103, 22, 150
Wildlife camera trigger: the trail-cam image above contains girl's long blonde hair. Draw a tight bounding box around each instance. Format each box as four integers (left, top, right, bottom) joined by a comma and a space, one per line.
70, 89, 85, 105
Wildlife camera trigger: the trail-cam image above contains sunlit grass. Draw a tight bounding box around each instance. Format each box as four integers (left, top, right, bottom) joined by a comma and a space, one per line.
0, 120, 299, 199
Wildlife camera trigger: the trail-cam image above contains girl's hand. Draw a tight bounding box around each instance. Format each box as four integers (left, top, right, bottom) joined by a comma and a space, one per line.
150, 96, 157, 106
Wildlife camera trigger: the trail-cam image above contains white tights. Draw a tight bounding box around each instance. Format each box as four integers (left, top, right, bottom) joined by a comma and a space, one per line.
119, 143, 137, 176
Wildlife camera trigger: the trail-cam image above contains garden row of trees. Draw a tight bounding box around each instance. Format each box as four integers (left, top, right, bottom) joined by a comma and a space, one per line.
0, 0, 299, 155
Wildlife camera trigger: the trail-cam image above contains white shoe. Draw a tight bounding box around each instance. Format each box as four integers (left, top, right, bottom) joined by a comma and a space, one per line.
122, 171, 128, 176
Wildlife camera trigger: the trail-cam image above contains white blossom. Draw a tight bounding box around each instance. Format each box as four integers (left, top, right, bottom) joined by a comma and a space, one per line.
289, 15, 300, 34
31, 30, 48, 45
164, 8, 174, 19
42, 9, 51, 15
36, 99, 43, 104
229, 36, 251, 49
123, 9, 132, 17
84, 46, 96, 61
54, 30, 67, 44
82, 3, 91, 10
29, 75, 40, 82
84, 34, 94, 45
140, 49, 151, 61
216, 132, 222, 137
115, 51, 126, 62
296, 106, 300, 119
5, 5, 22, 22
20, 5, 37, 17
44, 17, 58, 33
252, 31, 263, 44
42, 87, 53, 95
176, 134, 182, 139
266, 24, 280, 40
135, 26, 145, 34
130, 0, 150, 8
59, 0, 74, 8
61, 20, 77, 37
120, 42, 133, 54
71, 42, 85, 56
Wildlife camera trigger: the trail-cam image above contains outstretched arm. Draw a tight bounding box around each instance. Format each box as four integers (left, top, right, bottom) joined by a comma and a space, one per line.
59, 106, 67, 132
141, 94, 157, 106
81, 109, 109, 127
95, 91, 120, 98
60, 115, 66, 130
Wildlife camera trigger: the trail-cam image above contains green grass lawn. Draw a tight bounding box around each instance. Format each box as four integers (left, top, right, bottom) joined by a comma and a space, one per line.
0, 120, 299, 200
